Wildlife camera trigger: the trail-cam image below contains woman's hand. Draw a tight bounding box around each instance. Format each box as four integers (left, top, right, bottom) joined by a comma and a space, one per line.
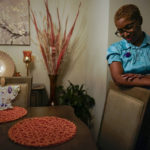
121, 73, 145, 81
109, 62, 150, 87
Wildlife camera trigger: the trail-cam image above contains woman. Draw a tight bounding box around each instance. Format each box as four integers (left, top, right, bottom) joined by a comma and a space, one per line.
107, 4, 150, 150
107, 4, 150, 87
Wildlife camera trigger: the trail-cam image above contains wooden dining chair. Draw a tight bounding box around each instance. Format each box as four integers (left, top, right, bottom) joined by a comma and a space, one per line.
1, 76, 32, 108
97, 81, 150, 150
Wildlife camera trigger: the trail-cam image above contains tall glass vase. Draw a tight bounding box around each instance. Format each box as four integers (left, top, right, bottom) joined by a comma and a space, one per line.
48, 74, 57, 106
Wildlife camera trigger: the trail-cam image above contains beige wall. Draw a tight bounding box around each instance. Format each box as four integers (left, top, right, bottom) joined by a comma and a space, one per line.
86, 0, 109, 139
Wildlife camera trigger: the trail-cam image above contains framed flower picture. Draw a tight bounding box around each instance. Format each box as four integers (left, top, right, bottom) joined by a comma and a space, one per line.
0, 0, 30, 45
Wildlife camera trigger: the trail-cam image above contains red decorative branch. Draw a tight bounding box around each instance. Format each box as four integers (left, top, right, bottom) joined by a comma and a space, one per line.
55, 2, 81, 74
31, 0, 81, 75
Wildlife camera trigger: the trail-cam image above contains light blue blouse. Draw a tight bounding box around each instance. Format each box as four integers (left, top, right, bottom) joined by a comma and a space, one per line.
107, 33, 150, 74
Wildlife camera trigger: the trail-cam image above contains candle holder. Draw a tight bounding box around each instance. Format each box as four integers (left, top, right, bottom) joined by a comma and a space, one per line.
23, 51, 32, 76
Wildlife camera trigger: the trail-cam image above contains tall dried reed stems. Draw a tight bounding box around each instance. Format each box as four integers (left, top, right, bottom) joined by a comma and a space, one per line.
30, 0, 81, 75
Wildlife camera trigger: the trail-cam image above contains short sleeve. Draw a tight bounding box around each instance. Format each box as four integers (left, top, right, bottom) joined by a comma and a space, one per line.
106, 44, 121, 65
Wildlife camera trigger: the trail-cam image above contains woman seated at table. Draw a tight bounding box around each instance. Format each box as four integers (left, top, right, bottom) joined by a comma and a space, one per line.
107, 4, 150, 87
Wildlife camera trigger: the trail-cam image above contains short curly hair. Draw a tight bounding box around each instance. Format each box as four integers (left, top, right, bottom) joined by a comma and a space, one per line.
114, 4, 143, 25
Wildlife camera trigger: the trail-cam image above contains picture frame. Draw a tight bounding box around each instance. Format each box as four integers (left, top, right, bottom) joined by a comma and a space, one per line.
0, 0, 30, 45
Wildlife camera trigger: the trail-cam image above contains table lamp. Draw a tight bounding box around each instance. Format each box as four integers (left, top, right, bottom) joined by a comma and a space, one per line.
23, 51, 32, 76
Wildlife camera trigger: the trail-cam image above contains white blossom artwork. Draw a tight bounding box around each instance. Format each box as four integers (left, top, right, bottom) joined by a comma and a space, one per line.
0, 0, 30, 45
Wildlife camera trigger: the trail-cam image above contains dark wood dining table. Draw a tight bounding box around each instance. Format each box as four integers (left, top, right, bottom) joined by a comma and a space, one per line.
0, 105, 97, 150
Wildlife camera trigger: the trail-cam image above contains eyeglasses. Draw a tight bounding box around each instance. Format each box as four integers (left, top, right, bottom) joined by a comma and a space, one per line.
115, 21, 137, 37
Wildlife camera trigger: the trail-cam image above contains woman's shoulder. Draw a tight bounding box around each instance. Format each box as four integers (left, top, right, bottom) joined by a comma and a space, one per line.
108, 39, 128, 53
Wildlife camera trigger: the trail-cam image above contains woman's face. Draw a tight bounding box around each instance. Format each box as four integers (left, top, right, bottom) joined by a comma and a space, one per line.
115, 17, 142, 45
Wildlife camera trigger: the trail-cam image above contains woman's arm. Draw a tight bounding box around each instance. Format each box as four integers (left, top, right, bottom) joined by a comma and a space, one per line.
109, 61, 150, 87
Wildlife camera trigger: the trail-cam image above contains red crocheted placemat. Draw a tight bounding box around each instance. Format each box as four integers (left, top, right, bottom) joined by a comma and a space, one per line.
0, 106, 27, 123
8, 116, 77, 147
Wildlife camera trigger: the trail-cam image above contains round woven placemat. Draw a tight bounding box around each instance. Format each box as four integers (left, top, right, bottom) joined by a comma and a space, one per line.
0, 106, 27, 123
8, 116, 77, 147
